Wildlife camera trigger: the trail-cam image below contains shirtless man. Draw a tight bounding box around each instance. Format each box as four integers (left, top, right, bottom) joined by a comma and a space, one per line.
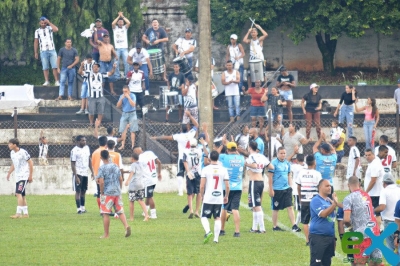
94, 32, 118, 95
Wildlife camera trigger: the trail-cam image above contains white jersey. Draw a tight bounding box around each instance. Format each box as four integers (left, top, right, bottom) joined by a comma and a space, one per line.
364, 157, 385, 197
84, 72, 109, 98
128, 48, 149, 64
127, 70, 145, 93
173, 127, 198, 160
235, 133, 249, 150
290, 162, 307, 196
249, 39, 264, 60
113, 25, 128, 49
39, 142, 48, 159
295, 169, 322, 202
201, 164, 229, 204
184, 84, 197, 108
224, 70, 239, 96
347, 146, 361, 179
34, 26, 56, 51
10, 148, 31, 182
246, 153, 270, 173
175, 37, 197, 58
374, 145, 397, 174
70, 146, 91, 176
183, 148, 203, 174
228, 44, 243, 65
139, 151, 158, 186
82, 60, 96, 82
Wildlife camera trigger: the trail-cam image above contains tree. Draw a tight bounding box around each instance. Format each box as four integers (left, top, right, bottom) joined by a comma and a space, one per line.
186, 0, 400, 75
0, 0, 142, 65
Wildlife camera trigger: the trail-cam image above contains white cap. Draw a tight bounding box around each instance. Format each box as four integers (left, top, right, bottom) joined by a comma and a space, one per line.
230, 34, 238, 40
310, 83, 320, 90
190, 138, 198, 147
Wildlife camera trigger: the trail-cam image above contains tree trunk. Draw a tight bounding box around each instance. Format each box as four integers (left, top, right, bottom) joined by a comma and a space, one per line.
315, 33, 337, 75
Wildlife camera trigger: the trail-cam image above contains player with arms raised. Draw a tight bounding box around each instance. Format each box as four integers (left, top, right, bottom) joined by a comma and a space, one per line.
200, 151, 229, 244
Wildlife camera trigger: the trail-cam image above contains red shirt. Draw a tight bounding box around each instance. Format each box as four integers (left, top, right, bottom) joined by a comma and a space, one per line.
247, 87, 265, 107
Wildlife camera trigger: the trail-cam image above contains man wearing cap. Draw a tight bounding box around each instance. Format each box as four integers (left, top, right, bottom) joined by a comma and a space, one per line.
126, 61, 145, 109
375, 173, 400, 252
116, 85, 138, 149
226, 34, 245, 91
312, 133, 337, 192
276, 67, 296, 123
89, 18, 109, 64
142, 19, 169, 52
127, 43, 154, 96
111, 12, 131, 79
34, 16, 60, 86
218, 141, 245, 237
56, 38, 79, 101
94, 31, 118, 96
172, 28, 197, 69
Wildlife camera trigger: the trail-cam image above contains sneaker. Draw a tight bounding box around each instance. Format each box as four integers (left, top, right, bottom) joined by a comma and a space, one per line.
292, 224, 301, 232
125, 226, 131, 237
233, 232, 240, 237
249, 228, 260, 233
76, 109, 85, 114
188, 213, 194, 219
84, 109, 89, 115
43, 81, 50, 86
150, 215, 157, 219
144, 90, 149, 96
273, 226, 284, 231
214, 240, 218, 244
81, 210, 87, 214
22, 214, 29, 218
177, 192, 183, 196
258, 230, 266, 234
54, 81, 60, 86
182, 205, 189, 213
10, 214, 22, 219
219, 230, 226, 236
203, 232, 213, 244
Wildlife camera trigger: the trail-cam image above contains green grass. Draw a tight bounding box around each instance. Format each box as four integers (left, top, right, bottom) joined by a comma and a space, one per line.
0, 191, 374, 265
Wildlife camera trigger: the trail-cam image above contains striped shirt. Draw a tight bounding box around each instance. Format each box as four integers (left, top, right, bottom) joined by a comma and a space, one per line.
84, 72, 109, 98
34, 26, 55, 51
295, 169, 322, 202
82, 61, 96, 82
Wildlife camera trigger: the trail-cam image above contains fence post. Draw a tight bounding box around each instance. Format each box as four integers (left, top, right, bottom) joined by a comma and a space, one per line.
268, 109, 272, 160
13, 107, 17, 138
397, 104, 399, 153
142, 108, 147, 150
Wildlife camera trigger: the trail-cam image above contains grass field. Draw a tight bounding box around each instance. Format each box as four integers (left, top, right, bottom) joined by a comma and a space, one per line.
0, 191, 386, 265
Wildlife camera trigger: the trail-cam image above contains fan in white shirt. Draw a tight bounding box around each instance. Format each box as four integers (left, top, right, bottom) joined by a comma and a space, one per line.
291, 154, 308, 226
346, 136, 362, 179
375, 144, 397, 174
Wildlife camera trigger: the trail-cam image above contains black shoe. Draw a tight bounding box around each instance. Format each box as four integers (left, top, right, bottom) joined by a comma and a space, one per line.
273, 226, 284, 231
182, 205, 189, 213
249, 228, 260, 233
188, 213, 194, 219
219, 230, 226, 236
292, 224, 301, 232
233, 232, 240, 237
257, 230, 266, 234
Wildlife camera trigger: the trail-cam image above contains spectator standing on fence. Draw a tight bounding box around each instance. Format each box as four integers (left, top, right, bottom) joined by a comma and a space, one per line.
116, 85, 138, 149
39, 130, 48, 166
333, 85, 357, 138
242, 24, 268, 61
78, 62, 116, 126
222, 60, 241, 123
265, 116, 284, 158
112, 12, 131, 79
355, 96, 379, 150
34, 16, 60, 86
126, 61, 145, 109
282, 123, 310, 160
182, 78, 199, 126
276, 67, 296, 123
312, 133, 337, 191
94, 32, 118, 96
374, 135, 397, 174
56, 38, 79, 101
242, 80, 266, 131
76, 55, 95, 115
127, 43, 154, 95
302, 83, 322, 140
265, 87, 286, 123
89, 18, 108, 64
226, 34, 245, 90
6, 138, 33, 219
346, 136, 362, 180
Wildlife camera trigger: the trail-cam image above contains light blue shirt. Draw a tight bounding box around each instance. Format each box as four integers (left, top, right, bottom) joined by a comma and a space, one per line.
119, 93, 136, 113
269, 158, 291, 190
254, 137, 264, 155
219, 153, 245, 191
314, 152, 337, 184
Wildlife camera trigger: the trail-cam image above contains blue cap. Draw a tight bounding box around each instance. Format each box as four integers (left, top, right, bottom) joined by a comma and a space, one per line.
39, 16, 47, 21
320, 143, 331, 152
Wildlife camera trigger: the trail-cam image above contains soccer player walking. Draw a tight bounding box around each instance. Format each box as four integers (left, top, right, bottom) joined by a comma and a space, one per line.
6, 138, 33, 218
200, 151, 229, 244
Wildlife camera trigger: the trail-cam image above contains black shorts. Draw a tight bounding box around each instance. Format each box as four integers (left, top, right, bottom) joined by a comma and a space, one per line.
133, 91, 144, 108
248, 181, 264, 207
73, 175, 88, 193
371, 196, 381, 217
225, 190, 242, 212
177, 159, 185, 177
293, 195, 300, 211
272, 187, 293, 210
201, 203, 222, 219
15, 180, 28, 196
186, 172, 200, 195
145, 184, 156, 198
309, 234, 335, 266
300, 202, 311, 224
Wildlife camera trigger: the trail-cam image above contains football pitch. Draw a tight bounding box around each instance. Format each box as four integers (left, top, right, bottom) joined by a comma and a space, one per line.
0, 192, 366, 265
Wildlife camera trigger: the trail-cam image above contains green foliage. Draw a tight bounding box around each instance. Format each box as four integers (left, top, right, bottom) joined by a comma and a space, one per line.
0, 65, 45, 85
0, 0, 143, 65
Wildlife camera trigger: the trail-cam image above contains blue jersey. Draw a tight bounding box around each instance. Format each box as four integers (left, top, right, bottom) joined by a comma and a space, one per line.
269, 158, 291, 190
310, 194, 336, 237
254, 137, 265, 155
219, 153, 245, 190
314, 152, 337, 184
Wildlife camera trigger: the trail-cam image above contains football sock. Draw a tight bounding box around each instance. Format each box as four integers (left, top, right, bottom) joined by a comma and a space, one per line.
252, 211, 257, 230
214, 220, 221, 242
96, 198, 100, 208
150, 209, 157, 218
22, 206, 28, 215
16, 206, 22, 214
201, 217, 210, 233
80, 197, 85, 208
295, 211, 301, 225
258, 211, 265, 231
75, 199, 80, 208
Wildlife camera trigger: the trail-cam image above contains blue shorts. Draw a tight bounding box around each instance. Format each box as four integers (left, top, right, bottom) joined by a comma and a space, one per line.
40, 50, 57, 70
80, 82, 89, 99
250, 106, 265, 118
279, 90, 293, 101
99, 60, 116, 82
119, 111, 138, 133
